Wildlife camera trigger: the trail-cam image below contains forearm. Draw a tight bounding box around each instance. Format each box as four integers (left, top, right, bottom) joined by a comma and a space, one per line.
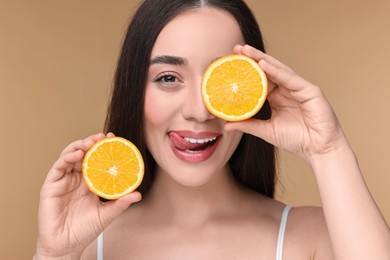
310, 138, 390, 259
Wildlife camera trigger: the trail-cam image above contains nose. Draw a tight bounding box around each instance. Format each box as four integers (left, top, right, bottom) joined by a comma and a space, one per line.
182, 80, 215, 122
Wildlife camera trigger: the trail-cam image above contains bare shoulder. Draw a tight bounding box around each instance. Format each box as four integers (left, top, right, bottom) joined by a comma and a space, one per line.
285, 206, 335, 259
289, 206, 327, 229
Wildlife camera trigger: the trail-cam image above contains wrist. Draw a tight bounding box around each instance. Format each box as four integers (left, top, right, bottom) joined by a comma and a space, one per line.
35, 238, 84, 260
34, 250, 82, 260
308, 137, 357, 175
34, 254, 80, 260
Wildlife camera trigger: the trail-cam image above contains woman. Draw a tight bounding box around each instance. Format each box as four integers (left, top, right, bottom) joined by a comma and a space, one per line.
35, 0, 390, 259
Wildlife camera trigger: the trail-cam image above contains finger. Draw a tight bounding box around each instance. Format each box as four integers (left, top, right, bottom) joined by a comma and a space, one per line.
266, 79, 278, 95
91, 132, 107, 142
98, 191, 142, 228
236, 44, 294, 73
106, 132, 115, 138
265, 85, 288, 107
234, 44, 266, 61
224, 118, 275, 145
46, 149, 85, 183
233, 44, 244, 54
259, 59, 314, 101
70, 133, 109, 173
60, 139, 84, 156
60, 133, 106, 156
50, 133, 106, 182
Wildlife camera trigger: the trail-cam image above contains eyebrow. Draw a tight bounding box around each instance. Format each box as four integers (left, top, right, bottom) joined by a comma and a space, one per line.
150, 55, 188, 66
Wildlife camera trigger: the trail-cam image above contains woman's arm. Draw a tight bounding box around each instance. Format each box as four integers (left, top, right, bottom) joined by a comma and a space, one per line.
310, 137, 390, 259
226, 44, 390, 259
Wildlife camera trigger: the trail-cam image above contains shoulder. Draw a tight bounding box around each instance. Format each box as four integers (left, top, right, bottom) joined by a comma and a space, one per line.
289, 206, 326, 228
240, 191, 335, 259
285, 206, 335, 259
287, 206, 329, 242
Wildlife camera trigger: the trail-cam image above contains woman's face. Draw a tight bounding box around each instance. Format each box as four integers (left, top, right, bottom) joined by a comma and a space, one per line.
145, 8, 245, 187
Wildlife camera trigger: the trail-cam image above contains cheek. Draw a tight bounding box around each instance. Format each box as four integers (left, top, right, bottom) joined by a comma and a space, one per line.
144, 86, 178, 127
225, 131, 243, 157
145, 88, 163, 126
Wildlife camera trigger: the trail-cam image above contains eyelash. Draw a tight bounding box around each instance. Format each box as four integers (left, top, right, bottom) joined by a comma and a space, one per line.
153, 72, 180, 85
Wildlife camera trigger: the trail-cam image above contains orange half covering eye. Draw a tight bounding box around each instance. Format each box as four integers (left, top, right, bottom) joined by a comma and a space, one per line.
201, 54, 268, 121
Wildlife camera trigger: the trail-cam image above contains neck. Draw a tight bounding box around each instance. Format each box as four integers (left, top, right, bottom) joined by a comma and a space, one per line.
142, 165, 245, 228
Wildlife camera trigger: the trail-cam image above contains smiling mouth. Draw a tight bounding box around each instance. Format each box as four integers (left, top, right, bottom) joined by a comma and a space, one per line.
169, 132, 218, 152
183, 137, 217, 152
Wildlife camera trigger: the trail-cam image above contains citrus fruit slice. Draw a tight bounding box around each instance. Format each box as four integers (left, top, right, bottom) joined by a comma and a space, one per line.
201, 54, 268, 121
82, 137, 144, 200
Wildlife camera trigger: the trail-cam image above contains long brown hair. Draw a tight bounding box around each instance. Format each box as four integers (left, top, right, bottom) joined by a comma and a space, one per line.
104, 0, 276, 197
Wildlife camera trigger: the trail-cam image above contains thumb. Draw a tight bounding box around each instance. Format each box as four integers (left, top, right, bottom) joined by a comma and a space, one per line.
225, 119, 274, 143
98, 191, 142, 227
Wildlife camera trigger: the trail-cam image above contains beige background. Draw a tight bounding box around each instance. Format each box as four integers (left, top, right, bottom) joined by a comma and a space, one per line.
1, 0, 389, 258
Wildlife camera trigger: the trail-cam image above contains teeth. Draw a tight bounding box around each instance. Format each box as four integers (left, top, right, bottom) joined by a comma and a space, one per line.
184, 137, 217, 144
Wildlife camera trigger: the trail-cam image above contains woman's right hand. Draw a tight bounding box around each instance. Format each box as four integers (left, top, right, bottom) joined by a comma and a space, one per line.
35, 133, 142, 259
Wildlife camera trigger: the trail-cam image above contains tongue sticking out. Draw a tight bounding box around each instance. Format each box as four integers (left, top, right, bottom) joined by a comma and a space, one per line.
169, 132, 215, 151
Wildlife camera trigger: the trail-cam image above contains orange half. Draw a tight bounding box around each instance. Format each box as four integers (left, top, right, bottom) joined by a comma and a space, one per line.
82, 137, 144, 200
201, 54, 268, 121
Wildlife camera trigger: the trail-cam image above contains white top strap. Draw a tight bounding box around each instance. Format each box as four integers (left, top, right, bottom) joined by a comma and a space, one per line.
276, 205, 292, 260
97, 232, 104, 260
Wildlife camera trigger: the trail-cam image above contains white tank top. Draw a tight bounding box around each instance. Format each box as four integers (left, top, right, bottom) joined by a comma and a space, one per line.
97, 205, 292, 260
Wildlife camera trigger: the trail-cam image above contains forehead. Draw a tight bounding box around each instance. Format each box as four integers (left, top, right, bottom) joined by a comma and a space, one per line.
151, 8, 245, 61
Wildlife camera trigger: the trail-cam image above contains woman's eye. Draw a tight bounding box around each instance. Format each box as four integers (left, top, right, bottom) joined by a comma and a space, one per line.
154, 74, 178, 84
160, 75, 176, 83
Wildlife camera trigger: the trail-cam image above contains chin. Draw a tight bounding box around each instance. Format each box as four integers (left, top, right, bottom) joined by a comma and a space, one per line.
161, 161, 229, 189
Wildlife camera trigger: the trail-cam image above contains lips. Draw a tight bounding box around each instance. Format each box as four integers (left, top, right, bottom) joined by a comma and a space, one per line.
169, 132, 217, 151
168, 131, 220, 162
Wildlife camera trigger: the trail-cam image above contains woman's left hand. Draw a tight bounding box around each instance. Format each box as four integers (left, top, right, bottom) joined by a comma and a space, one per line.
225, 44, 347, 163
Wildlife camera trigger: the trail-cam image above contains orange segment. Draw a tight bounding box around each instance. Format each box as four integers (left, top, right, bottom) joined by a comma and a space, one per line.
82, 137, 144, 200
201, 54, 268, 121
